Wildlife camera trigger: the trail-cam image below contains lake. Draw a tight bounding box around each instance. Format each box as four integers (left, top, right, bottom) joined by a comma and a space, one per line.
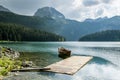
1, 42, 120, 80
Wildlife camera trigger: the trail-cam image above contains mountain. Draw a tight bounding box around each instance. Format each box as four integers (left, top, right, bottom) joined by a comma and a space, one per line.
0, 11, 44, 28
0, 6, 65, 41
34, 7, 65, 19
0, 5, 11, 12
0, 6, 60, 32
61, 16, 120, 40
0, 11, 65, 33
33, 7, 120, 40
79, 30, 120, 41
0, 6, 120, 41
34, 7, 66, 33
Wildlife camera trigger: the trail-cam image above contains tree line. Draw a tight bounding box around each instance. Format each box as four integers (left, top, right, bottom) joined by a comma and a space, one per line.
79, 30, 120, 41
0, 22, 65, 41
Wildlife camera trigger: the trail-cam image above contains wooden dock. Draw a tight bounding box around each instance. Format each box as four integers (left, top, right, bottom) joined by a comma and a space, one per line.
11, 56, 93, 75
45, 56, 93, 75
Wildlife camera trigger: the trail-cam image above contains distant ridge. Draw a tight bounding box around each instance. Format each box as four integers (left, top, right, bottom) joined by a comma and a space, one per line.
0, 5, 11, 12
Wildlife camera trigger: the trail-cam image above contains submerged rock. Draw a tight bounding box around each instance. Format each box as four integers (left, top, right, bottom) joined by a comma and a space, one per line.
21, 61, 34, 67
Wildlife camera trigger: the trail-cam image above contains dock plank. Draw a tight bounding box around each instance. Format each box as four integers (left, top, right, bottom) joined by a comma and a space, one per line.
45, 56, 93, 75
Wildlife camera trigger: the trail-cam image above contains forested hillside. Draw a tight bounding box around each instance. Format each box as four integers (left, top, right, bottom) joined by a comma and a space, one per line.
0, 11, 45, 28
0, 22, 65, 41
79, 30, 120, 41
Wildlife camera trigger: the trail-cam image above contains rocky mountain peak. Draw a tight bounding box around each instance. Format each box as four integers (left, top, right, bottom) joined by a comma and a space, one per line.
34, 7, 65, 19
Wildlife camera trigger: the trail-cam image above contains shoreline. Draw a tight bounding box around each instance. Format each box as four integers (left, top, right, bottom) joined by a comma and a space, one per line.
0, 46, 35, 79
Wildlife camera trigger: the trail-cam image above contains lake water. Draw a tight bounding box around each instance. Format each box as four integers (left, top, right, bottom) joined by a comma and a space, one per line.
1, 42, 120, 80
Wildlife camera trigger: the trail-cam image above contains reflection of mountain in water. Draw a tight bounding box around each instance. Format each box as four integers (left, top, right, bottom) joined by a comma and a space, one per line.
89, 56, 115, 65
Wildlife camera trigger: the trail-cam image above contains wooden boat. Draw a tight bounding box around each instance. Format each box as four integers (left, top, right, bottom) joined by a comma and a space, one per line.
58, 47, 71, 58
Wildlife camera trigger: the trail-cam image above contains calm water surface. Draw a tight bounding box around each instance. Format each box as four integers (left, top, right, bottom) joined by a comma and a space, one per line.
1, 42, 120, 80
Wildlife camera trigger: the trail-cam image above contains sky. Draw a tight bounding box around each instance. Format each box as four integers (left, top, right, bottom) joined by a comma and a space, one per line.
0, 0, 120, 21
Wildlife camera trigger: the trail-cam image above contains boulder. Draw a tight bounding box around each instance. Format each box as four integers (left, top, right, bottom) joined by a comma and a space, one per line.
0, 46, 20, 59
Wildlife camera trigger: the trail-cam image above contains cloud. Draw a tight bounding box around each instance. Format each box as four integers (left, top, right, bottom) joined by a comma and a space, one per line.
83, 0, 100, 7
82, 0, 112, 7
0, 0, 120, 21
101, 0, 112, 4
62, 0, 120, 21
95, 9, 104, 17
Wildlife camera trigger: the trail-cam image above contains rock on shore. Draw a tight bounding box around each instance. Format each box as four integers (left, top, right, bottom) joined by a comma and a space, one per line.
0, 46, 35, 78
0, 46, 20, 59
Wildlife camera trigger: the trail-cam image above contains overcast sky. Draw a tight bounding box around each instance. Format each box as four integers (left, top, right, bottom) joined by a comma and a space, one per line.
0, 0, 120, 21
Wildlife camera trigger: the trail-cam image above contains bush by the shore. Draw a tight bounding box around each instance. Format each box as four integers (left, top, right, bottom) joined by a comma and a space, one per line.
0, 56, 22, 77
0, 46, 22, 77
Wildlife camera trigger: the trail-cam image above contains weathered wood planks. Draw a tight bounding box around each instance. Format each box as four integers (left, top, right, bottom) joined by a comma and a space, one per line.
45, 56, 93, 75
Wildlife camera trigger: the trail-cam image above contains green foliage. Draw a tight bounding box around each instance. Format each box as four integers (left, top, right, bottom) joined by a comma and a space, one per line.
0, 67, 8, 76
0, 22, 65, 41
79, 30, 120, 41
0, 56, 22, 76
